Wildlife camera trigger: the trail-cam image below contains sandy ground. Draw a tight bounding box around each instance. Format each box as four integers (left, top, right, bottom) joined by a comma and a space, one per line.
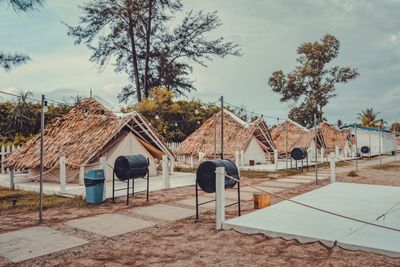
1, 167, 400, 266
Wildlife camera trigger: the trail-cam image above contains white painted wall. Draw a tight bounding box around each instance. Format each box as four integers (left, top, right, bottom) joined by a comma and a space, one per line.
350, 128, 396, 156
243, 137, 267, 165
104, 132, 157, 180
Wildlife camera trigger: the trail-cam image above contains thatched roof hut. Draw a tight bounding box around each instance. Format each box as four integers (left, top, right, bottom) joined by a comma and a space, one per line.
173, 110, 275, 163
270, 120, 317, 154
5, 98, 173, 170
318, 122, 350, 150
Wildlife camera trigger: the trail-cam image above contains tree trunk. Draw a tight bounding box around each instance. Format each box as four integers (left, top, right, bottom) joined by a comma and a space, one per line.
143, 0, 153, 98
128, 13, 142, 102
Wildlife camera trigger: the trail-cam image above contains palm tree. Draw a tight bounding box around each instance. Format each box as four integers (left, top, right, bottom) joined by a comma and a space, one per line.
357, 108, 381, 128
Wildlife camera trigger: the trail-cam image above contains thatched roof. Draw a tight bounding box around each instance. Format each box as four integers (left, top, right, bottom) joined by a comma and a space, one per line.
173, 110, 275, 159
5, 98, 173, 169
270, 120, 316, 154
318, 122, 350, 150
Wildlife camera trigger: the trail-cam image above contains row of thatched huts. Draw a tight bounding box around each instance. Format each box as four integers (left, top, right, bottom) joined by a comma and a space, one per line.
4, 99, 396, 184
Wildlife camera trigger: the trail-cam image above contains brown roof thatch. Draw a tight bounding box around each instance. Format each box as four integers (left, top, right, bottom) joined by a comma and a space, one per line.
4, 98, 173, 169
173, 110, 275, 159
318, 122, 350, 150
270, 120, 316, 154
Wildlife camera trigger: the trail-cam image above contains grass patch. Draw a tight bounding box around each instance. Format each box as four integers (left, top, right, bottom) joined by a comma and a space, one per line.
0, 186, 86, 212
370, 163, 400, 171
347, 170, 358, 177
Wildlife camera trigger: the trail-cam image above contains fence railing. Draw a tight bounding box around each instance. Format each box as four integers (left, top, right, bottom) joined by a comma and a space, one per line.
0, 144, 25, 174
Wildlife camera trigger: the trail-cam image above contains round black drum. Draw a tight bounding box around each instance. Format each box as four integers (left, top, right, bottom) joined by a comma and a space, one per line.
114, 154, 149, 180
291, 147, 308, 160
196, 160, 239, 193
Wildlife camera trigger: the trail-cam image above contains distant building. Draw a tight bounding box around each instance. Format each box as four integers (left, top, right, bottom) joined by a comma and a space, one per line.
340, 125, 396, 156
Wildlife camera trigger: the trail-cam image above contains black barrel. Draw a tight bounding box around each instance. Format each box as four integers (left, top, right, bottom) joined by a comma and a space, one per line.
196, 160, 239, 193
114, 154, 149, 180
291, 147, 308, 160
361, 146, 370, 154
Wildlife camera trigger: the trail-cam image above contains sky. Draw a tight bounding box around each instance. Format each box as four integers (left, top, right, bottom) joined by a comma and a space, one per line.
1, 0, 400, 125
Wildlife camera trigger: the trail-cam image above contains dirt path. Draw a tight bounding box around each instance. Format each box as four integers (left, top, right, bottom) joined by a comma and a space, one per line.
1, 165, 400, 266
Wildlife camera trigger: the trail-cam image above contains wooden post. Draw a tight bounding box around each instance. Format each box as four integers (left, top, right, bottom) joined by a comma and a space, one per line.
79, 164, 85, 186
60, 156, 66, 193
329, 152, 336, 183
240, 150, 244, 168
190, 156, 194, 169
274, 150, 279, 170
9, 169, 15, 190
215, 166, 225, 230
100, 157, 106, 200
162, 155, 170, 189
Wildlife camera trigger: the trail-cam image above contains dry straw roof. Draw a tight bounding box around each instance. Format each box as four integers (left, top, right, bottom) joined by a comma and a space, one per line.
5, 98, 172, 169
270, 120, 316, 154
173, 110, 275, 158
318, 122, 350, 150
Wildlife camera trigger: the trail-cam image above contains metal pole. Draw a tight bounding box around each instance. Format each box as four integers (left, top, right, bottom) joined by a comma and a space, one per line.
314, 114, 318, 184
214, 114, 217, 159
379, 127, 382, 165
395, 124, 397, 160
39, 94, 45, 222
369, 130, 371, 160
285, 122, 288, 174
355, 126, 359, 170
220, 96, 224, 160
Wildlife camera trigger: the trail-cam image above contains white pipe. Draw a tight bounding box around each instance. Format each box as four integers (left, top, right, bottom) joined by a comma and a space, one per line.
215, 166, 225, 230
60, 156, 66, 193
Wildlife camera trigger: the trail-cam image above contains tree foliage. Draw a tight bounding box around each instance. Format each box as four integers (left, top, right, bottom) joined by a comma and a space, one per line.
123, 87, 219, 141
357, 108, 383, 128
268, 34, 359, 128
0, 0, 43, 71
0, 91, 71, 145
65, 0, 241, 103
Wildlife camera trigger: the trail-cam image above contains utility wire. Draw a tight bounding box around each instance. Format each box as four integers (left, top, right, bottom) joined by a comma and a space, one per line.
0, 90, 69, 106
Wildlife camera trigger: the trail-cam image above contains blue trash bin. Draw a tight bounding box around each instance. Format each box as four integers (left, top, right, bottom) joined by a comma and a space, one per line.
84, 169, 105, 204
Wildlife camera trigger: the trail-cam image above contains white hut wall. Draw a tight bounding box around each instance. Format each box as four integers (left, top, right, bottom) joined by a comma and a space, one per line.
243, 137, 268, 165
104, 132, 157, 180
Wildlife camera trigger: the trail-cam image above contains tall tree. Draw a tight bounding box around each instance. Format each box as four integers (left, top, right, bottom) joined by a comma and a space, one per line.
65, 0, 241, 103
357, 108, 382, 128
268, 34, 359, 128
0, 0, 43, 71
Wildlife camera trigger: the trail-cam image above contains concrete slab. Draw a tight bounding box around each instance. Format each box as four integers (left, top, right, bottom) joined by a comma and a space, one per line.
258, 181, 300, 189
66, 214, 156, 237
223, 183, 400, 257
0, 226, 88, 263
278, 178, 314, 184
132, 204, 195, 221
241, 186, 283, 194
176, 196, 236, 209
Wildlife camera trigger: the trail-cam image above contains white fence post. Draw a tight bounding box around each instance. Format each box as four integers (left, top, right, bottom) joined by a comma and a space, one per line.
79, 164, 85, 186
335, 145, 339, 160
240, 150, 244, 168
274, 150, 279, 170
329, 152, 336, 183
162, 155, 170, 189
215, 166, 225, 230
9, 169, 15, 190
60, 156, 66, 193
235, 151, 240, 167
320, 147, 325, 163
1, 145, 5, 174
100, 157, 106, 200
190, 156, 194, 169
169, 157, 175, 174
